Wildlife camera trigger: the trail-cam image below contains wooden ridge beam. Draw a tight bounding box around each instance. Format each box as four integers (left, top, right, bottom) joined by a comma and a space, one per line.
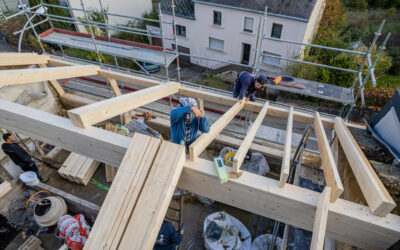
0, 54, 49, 66
0, 65, 99, 86
314, 112, 344, 202
233, 102, 269, 173
334, 117, 395, 216
310, 187, 331, 250
68, 83, 180, 128
0, 100, 399, 249
279, 107, 293, 187
189, 101, 244, 161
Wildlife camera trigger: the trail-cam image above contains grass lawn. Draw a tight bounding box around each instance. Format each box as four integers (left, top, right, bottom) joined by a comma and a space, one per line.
373, 75, 400, 89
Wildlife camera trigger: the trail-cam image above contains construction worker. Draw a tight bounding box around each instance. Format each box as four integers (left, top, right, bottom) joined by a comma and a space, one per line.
170, 97, 210, 147
1, 133, 48, 182
154, 220, 184, 250
233, 71, 266, 103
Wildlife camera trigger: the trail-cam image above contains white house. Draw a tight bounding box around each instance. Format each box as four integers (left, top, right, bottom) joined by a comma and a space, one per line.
161, 0, 325, 70
64, 0, 153, 32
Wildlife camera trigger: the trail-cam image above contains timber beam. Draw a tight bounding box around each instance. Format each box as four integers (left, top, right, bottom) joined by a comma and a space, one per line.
334, 117, 395, 216
279, 107, 293, 187
189, 101, 244, 161
0, 100, 398, 249
310, 187, 331, 250
232, 102, 269, 173
0, 65, 99, 86
0, 53, 49, 66
68, 83, 180, 128
314, 112, 344, 202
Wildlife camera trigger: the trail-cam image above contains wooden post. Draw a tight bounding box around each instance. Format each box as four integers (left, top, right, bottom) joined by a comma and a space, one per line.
108, 78, 132, 124
310, 186, 331, 250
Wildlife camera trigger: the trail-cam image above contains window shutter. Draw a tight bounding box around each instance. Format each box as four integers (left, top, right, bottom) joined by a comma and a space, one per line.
244, 17, 253, 32
209, 38, 224, 52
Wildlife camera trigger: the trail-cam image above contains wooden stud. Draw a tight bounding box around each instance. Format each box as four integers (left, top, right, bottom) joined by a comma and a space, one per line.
314, 112, 344, 202
189, 101, 244, 161
233, 102, 269, 173
107, 78, 132, 124
0, 65, 99, 86
0, 54, 49, 66
334, 117, 395, 216
279, 107, 293, 188
68, 83, 180, 128
37, 64, 65, 96
310, 186, 331, 250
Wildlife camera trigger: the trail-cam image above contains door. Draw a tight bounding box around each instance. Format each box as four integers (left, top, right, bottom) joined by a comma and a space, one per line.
172, 44, 191, 65
241, 43, 251, 65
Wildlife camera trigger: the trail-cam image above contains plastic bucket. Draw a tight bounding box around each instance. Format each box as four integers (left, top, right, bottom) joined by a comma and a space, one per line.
19, 171, 39, 186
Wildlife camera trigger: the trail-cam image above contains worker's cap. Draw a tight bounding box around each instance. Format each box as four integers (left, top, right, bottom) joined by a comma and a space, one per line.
257, 75, 267, 81
179, 97, 198, 107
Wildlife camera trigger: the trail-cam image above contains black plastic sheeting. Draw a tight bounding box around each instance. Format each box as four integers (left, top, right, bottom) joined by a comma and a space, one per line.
0, 213, 19, 250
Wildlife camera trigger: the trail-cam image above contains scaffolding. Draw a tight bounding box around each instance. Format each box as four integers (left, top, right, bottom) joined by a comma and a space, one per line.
1, 1, 391, 120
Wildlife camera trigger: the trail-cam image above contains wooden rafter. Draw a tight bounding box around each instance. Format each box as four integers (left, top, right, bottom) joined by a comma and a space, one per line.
68, 83, 180, 128
0, 65, 99, 86
37, 64, 65, 96
334, 117, 395, 216
0, 54, 49, 66
0, 100, 399, 249
107, 78, 132, 124
310, 186, 331, 250
279, 107, 293, 187
232, 102, 269, 173
189, 101, 244, 161
314, 112, 344, 202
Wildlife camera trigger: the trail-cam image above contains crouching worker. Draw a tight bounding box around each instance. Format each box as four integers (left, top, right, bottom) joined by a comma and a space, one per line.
154, 220, 184, 250
2, 133, 48, 182
233, 71, 266, 103
170, 97, 210, 147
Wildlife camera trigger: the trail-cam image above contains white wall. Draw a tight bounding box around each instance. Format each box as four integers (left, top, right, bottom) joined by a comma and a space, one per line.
303, 0, 326, 44
67, 0, 152, 33
162, 2, 311, 70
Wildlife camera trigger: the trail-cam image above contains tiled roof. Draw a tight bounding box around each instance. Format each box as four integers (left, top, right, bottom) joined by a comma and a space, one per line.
161, 0, 195, 19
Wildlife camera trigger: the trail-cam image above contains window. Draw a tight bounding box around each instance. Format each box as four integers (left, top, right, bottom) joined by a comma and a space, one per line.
263, 51, 281, 66
176, 25, 186, 37
243, 17, 254, 33
209, 37, 224, 52
271, 23, 283, 39
213, 11, 222, 26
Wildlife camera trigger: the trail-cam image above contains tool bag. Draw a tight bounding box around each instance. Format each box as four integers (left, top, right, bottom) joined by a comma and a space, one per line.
57, 214, 91, 250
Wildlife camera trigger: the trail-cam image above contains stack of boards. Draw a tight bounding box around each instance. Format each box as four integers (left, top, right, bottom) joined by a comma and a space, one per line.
17, 236, 44, 250
84, 133, 185, 250
105, 123, 133, 182
58, 153, 100, 185
0, 181, 11, 198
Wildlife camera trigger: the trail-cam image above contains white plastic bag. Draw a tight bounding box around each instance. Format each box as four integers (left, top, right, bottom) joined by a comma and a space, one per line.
203, 211, 251, 250
251, 234, 282, 250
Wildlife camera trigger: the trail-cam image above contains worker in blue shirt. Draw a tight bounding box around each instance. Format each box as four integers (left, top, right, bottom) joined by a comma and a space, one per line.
170, 98, 210, 147
233, 71, 266, 103
154, 221, 184, 250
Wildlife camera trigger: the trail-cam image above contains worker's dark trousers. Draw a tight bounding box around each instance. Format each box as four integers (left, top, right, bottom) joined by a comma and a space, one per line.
19, 162, 43, 181
232, 81, 256, 101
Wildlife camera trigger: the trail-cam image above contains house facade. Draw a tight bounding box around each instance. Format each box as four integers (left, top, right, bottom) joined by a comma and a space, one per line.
66, 0, 153, 32
161, 0, 325, 70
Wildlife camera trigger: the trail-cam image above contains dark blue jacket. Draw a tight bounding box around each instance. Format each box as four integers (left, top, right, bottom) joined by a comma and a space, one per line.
170, 106, 210, 146
233, 71, 257, 101
154, 221, 183, 250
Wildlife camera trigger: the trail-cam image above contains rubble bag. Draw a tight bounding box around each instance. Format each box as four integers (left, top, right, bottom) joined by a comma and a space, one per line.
251, 234, 282, 250
57, 214, 91, 250
203, 211, 251, 250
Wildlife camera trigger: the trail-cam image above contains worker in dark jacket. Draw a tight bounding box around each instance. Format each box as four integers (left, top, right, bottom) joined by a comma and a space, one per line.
233, 71, 266, 103
2, 133, 47, 182
154, 220, 184, 250
170, 98, 210, 147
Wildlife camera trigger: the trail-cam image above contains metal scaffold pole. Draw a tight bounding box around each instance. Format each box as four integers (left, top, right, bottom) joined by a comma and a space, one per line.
158, 3, 169, 82
80, 0, 102, 64
171, 0, 181, 82
344, 32, 391, 121
253, 5, 267, 75
18, 0, 45, 53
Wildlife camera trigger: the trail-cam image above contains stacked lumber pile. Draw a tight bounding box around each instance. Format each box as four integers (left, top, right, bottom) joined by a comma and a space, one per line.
18, 236, 44, 250
0, 181, 12, 198
58, 153, 100, 185
84, 133, 185, 249
105, 123, 133, 182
